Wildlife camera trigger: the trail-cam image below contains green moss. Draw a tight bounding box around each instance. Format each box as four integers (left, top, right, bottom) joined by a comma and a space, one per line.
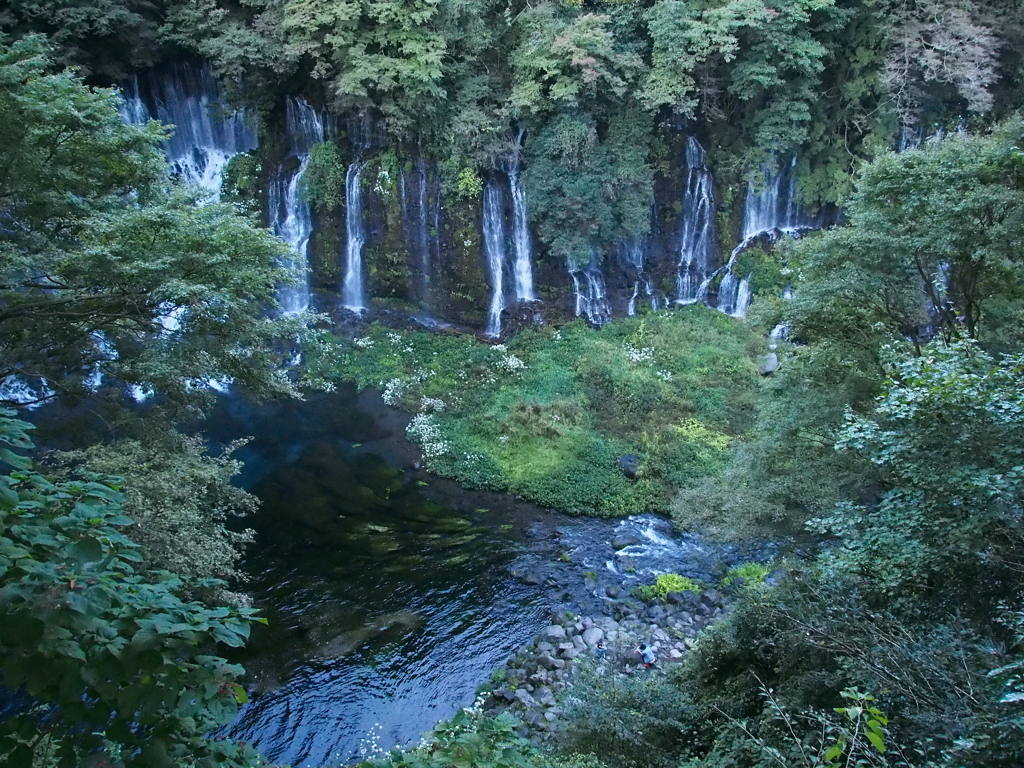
364, 246, 410, 299
637, 573, 703, 601
302, 141, 347, 210
735, 246, 786, 296
310, 226, 341, 288
306, 306, 759, 516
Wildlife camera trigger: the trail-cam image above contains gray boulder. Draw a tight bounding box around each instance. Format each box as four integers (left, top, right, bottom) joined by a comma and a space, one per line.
514, 688, 536, 708
540, 624, 567, 642
611, 535, 641, 550
582, 627, 604, 647
759, 352, 779, 375
538, 653, 561, 671
618, 454, 640, 479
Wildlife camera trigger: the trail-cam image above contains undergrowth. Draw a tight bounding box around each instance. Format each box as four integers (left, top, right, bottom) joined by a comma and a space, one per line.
308, 306, 760, 516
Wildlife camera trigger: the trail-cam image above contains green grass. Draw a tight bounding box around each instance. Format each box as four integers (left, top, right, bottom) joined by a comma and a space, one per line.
307, 305, 762, 516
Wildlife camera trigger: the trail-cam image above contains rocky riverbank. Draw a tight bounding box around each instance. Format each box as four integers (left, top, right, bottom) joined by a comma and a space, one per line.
482, 587, 730, 737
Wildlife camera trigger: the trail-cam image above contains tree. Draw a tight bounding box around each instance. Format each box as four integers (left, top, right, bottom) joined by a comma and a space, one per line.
50, 428, 259, 604
786, 123, 1024, 349
0, 0, 164, 78
0, 36, 309, 413
0, 409, 262, 768
812, 341, 1024, 596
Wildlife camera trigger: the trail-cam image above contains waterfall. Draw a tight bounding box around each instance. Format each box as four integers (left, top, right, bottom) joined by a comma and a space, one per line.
341, 115, 376, 313
570, 253, 611, 326
400, 157, 433, 309
708, 157, 814, 317
621, 238, 658, 316
119, 77, 149, 125
342, 161, 368, 312
743, 157, 811, 240
119, 64, 257, 199
483, 180, 508, 337
507, 150, 536, 302
270, 98, 324, 315
285, 96, 325, 156
677, 137, 715, 304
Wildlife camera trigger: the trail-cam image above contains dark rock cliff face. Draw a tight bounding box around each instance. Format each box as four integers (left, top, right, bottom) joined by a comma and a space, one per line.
123, 66, 830, 335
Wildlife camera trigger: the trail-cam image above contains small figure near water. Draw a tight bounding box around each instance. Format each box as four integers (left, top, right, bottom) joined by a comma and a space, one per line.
638, 643, 656, 668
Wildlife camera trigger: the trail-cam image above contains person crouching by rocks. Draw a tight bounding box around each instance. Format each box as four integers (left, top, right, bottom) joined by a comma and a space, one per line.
595, 640, 606, 659
638, 643, 656, 669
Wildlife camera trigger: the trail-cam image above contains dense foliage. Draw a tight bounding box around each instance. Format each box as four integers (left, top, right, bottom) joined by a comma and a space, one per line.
0, 35, 309, 414
0, 411, 262, 768
7, 0, 1024, 262
7, 2, 1024, 767
0, 38, 309, 767
308, 307, 759, 515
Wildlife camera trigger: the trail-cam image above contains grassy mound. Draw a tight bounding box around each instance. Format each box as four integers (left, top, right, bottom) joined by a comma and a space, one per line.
314, 306, 761, 516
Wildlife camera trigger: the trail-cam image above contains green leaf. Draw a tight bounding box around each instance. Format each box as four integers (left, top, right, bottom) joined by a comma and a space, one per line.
0, 448, 31, 471
69, 537, 103, 564
866, 730, 885, 753
822, 740, 845, 763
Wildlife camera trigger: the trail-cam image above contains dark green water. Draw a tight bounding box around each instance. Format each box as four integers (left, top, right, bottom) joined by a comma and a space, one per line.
198, 387, 559, 767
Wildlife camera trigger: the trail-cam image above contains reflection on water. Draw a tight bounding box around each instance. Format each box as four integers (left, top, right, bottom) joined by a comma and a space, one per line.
214, 390, 550, 767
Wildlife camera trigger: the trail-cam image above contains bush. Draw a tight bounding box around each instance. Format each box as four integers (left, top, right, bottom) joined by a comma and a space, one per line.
637, 573, 703, 601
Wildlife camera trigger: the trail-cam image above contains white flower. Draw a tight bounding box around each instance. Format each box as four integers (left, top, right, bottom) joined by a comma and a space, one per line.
407, 414, 450, 458
657, 369, 673, 381
420, 396, 446, 413
382, 378, 409, 405
496, 353, 527, 373
353, 336, 374, 349
624, 344, 654, 363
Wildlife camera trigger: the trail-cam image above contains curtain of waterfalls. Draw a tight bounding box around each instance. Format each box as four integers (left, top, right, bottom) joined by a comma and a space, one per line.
119, 63, 257, 200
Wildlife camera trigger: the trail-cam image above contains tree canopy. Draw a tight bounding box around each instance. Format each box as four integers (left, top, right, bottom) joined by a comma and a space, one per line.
0, 35, 309, 413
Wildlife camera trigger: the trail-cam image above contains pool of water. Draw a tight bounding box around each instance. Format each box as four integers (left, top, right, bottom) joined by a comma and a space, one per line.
201, 388, 565, 767
28, 385, 779, 767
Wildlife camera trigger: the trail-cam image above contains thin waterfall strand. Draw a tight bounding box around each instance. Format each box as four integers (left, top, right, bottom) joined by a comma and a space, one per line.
483, 181, 508, 337
271, 98, 324, 314
343, 162, 368, 312
508, 155, 535, 302
677, 137, 715, 304
570, 253, 611, 326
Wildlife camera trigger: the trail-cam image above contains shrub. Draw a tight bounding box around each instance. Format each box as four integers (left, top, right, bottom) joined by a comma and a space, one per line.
638, 573, 703, 601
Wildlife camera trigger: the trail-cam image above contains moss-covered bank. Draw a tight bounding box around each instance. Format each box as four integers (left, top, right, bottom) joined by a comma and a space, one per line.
308, 306, 763, 516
